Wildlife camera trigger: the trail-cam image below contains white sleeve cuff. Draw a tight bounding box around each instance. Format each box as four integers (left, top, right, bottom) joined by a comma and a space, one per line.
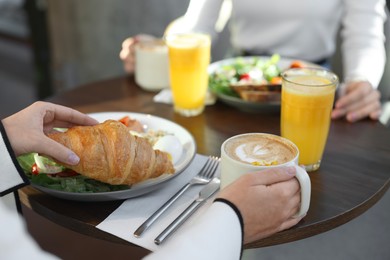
144, 201, 242, 260
0, 125, 28, 195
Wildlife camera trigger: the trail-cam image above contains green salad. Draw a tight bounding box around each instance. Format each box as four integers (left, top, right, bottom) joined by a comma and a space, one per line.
208, 54, 282, 97
17, 153, 129, 193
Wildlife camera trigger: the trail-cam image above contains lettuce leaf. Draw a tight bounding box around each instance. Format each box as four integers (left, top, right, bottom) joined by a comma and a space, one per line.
17, 153, 129, 193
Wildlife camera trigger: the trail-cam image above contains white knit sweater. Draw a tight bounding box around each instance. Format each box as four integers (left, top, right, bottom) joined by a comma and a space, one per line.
180, 0, 387, 87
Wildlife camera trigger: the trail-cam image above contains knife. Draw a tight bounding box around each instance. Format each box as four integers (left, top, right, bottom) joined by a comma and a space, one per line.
154, 177, 220, 245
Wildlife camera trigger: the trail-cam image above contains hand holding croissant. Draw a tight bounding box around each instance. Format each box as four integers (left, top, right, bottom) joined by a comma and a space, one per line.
48, 120, 175, 185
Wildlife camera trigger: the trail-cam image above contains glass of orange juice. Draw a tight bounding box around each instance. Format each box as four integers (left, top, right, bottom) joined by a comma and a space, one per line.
165, 33, 211, 117
281, 68, 338, 172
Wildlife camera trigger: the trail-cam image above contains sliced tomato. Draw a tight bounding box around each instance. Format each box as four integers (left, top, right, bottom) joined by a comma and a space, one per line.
55, 169, 79, 177
290, 61, 305, 68
270, 76, 282, 85
118, 116, 130, 127
32, 163, 39, 175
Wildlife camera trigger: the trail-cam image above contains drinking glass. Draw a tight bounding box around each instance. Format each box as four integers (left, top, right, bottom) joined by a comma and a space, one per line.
165, 33, 211, 117
135, 39, 169, 91
281, 68, 338, 172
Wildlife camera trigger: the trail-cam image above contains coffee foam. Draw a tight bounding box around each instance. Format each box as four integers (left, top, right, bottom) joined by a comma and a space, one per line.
224, 134, 297, 166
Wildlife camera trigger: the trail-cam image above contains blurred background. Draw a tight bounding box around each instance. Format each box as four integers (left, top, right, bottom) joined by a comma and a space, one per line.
1, 0, 235, 118
0, 0, 192, 118
1, 0, 389, 118
0, 0, 389, 259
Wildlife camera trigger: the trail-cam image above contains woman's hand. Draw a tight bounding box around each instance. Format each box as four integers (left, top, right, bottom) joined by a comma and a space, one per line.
217, 166, 303, 244
2, 101, 98, 165
119, 34, 155, 74
332, 81, 382, 122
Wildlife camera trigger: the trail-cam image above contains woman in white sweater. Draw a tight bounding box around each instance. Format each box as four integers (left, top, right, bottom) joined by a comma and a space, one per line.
120, 0, 386, 123
0, 102, 302, 259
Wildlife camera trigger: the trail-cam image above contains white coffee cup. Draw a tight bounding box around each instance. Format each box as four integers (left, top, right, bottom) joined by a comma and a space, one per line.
135, 39, 170, 91
220, 133, 311, 217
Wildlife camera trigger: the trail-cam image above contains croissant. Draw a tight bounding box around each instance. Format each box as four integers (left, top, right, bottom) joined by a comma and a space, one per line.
47, 120, 175, 185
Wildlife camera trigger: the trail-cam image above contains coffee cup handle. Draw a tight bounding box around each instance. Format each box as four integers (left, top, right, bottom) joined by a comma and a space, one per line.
293, 165, 311, 218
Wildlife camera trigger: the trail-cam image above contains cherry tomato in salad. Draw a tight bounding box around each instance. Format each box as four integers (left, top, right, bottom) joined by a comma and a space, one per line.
32, 163, 39, 175
239, 73, 251, 80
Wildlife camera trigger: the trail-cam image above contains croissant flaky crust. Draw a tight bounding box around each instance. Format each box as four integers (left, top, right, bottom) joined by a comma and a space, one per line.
48, 120, 175, 185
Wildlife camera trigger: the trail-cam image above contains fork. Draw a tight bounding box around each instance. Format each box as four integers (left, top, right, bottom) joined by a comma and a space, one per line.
133, 156, 220, 237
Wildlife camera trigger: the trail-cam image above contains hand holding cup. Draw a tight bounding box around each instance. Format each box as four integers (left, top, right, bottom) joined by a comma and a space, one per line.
220, 133, 311, 218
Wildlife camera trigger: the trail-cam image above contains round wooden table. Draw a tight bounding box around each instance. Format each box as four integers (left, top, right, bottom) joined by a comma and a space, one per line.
19, 76, 390, 251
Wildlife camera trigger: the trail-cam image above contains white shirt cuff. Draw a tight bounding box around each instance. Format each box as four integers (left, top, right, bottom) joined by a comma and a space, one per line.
144, 201, 242, 260
0, 127, 28, 195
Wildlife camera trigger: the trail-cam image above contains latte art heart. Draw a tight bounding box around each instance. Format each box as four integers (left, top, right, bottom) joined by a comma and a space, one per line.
225, 134, 297, 166
236, 143, 279, 165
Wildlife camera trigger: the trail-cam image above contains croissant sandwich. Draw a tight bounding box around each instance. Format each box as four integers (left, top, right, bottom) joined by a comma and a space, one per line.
47, 120, 175, 185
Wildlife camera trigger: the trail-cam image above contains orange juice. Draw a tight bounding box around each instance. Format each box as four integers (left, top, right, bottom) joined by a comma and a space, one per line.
165, 33, 211, 117
281, 69, 338, 171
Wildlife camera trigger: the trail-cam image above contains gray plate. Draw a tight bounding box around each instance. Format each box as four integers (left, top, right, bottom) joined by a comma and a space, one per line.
32, 112, 197, 202
208, 56, 319, 113
215, 92, 280, 113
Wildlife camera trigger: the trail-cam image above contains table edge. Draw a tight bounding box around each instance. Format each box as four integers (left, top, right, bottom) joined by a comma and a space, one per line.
244, 178, 390, 248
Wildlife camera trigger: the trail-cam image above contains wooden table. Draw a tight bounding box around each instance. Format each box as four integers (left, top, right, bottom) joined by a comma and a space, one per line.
18, 76, 390, 251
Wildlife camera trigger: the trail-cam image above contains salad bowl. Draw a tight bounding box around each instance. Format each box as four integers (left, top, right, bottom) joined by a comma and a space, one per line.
208, 55, 318, 113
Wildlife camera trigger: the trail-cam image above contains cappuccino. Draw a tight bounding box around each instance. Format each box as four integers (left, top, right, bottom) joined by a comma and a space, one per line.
220, 133, 311, 218
224, 133, 297, 166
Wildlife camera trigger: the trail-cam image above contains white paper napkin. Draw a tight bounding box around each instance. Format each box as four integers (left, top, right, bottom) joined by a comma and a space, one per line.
153, 89, 216, 106
96, 154, 220, 252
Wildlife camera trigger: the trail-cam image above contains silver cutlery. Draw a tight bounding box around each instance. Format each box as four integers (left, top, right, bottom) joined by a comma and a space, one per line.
154, 177, 221, 245
133, 156, 220, 238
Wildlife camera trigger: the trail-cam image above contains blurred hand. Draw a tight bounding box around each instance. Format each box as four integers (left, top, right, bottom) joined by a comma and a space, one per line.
332, 81, 382, 122
119, 34, 155, 74
2, 101, 98, 165
217, 166, 303, 244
